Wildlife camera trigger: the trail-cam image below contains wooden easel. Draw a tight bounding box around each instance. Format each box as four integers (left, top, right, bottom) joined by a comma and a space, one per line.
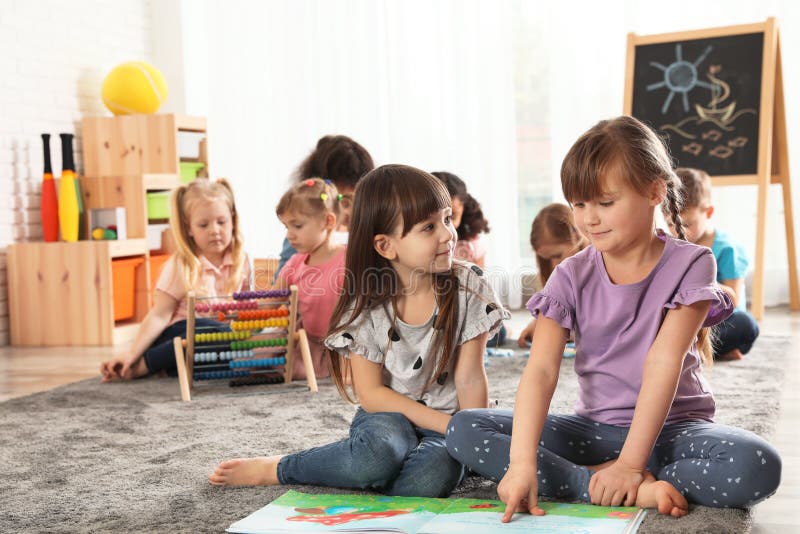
624, 18, 799, 321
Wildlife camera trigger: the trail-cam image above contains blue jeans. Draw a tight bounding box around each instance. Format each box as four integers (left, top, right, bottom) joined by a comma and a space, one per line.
143, 318, 231, 376
447, 410, 781, 508
278, 409, 465, 497
714, 309, 759, 358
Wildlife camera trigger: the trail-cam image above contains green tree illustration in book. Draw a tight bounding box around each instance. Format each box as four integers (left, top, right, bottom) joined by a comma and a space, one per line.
227, 490, 646, 533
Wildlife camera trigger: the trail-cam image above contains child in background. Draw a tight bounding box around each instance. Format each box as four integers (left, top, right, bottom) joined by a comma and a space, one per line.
100, 179, 250, 381
210, 165, 509, 497
274, 135, 374, 281
447, 116, 780, 520
668, 167, 759, 361
275, 178, 346, 379
432, 171, 491, 267
433, 171, 508, 346
517, 203, 587, 348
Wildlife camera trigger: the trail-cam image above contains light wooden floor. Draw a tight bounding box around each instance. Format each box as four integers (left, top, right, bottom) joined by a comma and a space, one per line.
1, 307, 797, 531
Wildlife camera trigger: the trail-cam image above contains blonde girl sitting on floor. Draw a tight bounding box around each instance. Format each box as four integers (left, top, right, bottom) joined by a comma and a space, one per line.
100, 179, 250, 381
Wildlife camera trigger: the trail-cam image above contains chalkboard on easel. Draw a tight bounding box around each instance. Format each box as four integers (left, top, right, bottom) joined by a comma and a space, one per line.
630, 33, 763, 176
624, 19, 800, 322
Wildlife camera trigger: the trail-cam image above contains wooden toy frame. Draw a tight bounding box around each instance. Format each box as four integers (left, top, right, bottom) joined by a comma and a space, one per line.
173, 285, 318, 401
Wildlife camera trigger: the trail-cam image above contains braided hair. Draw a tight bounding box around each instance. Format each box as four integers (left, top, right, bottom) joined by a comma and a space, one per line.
561, 116, 713, 365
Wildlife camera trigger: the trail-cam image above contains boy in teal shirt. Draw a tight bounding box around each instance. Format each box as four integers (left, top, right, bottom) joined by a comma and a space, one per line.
669, 168, 759, 360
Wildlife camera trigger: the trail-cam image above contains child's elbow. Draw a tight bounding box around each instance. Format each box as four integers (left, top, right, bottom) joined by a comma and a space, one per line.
354, 385, 380, 411
455, 371, 488, 392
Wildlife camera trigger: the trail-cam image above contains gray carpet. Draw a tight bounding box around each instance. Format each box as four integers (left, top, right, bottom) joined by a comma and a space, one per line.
0, 335, 788, 533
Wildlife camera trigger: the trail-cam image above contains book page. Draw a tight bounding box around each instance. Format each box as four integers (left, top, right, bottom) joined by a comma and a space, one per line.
227, 490, 447, 534
421, 499, 646, 534
228, 492, 646, 534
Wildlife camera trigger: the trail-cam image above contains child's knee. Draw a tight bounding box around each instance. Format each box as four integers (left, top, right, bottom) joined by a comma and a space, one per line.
351, 413, 416, 475
445, 409, 490, 457
724, 438, 782, 506
742, 313, 760, 346
749, 444, 781, 498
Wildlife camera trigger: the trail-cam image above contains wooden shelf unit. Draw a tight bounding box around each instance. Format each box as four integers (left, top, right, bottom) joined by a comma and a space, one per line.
82, 114, 207, 177
8, 241, 149, 346
7, 114, 208, 346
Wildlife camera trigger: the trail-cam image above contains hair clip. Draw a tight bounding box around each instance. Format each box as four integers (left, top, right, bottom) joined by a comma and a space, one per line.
337, 194, 343, 201
320, 193, 329, 201
324, 179, 332, 185
305, 179, 315, 187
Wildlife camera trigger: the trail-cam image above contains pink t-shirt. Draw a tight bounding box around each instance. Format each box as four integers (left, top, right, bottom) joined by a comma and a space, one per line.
156, 252, 251, 325
454, 236, 487, 264
279, 247, 346, 339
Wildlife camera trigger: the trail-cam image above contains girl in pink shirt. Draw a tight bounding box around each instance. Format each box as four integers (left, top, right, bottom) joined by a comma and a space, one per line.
447, 116, 780, 520
275, 178, 346, 379
100, 179, 250, 381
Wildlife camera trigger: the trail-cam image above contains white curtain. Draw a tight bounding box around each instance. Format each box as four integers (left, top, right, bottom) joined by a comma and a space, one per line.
203, 0, 520, 299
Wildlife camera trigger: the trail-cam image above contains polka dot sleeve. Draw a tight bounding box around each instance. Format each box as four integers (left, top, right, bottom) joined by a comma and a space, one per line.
456, 262, 511, 345
324, 306, 384, 364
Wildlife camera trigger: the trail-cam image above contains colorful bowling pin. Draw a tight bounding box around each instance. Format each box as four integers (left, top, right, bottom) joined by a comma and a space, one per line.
40, 134, 59, 242
58, 133, 79, 242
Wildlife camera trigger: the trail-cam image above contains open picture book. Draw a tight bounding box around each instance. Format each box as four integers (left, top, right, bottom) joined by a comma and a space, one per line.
227, 490, 647, 534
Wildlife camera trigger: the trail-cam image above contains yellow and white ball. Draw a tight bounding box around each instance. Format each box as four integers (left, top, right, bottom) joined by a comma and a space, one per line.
101, 61, 168, 115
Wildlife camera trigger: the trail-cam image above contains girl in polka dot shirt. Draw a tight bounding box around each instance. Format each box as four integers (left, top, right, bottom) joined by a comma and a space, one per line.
209, 164, 508, 497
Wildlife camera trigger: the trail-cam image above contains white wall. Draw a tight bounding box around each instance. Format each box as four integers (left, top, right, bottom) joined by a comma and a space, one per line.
198, 0, 521, 299
186, 0, 800, 307
0, 0, 155, 345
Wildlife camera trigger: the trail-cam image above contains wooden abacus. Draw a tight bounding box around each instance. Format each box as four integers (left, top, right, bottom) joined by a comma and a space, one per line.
172, 285, 318, 401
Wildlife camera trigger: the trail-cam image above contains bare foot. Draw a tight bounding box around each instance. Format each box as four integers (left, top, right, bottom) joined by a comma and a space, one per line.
635, 472, 688, 517
718, 349, 743, 361
208, 455, 284, 486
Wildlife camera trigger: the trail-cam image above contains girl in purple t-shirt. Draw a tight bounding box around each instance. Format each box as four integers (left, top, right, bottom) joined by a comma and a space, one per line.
446, 116, 781, 520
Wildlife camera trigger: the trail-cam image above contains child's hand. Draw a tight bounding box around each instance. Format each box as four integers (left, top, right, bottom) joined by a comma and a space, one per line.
100, 356, 145, 381
100, 358, 125, 382
588, 460, 644, 507
497, 462, 546, 522
517, 320, 536, 348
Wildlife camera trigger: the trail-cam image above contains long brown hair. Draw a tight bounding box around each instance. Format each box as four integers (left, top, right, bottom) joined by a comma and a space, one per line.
561, 116, 713, 365
326, 164, 463, 401
169, 178, 247, 295
530, 203, 588, 284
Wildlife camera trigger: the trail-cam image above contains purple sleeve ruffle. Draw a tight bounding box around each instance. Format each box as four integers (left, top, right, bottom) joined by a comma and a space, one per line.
526, 292, 575, 331
665, 285, 734, 327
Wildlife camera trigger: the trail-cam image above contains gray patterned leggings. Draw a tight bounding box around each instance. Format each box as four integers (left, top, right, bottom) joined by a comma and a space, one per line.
446, 410, 781, 508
